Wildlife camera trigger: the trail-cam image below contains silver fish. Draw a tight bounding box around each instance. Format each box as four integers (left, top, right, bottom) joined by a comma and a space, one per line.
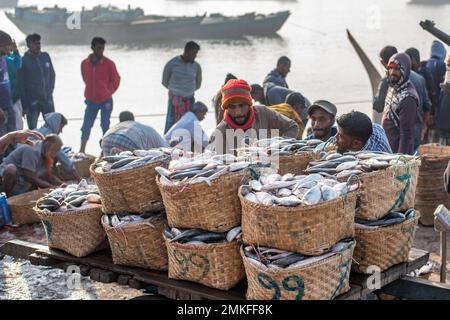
229, 161, 250, 172
273, 195, 302, 207
281, 173, 295, 181
261, 180, 297, 192
226, 226, 242, 242
336, 161, 359, 172
186, 241, 206, 245
277, 188, 292, 197
271, 253, 305, 268
155, 166, 172, 178
250, 180, 263, 192
266, 174, 282, 184
245, 192, 259, 203
307, 139, 324, 146
256, 192, 274, 206
321, 185, 338, 201
336, 169, 363, 179
326, 153, 343, 161
303, 185, 322, 205
364, 158, 390, 169
288, 252, 335, 269
169, 229, 203, 243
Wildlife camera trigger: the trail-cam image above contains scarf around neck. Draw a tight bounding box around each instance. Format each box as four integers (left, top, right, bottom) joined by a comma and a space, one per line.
223, 106, 256, 130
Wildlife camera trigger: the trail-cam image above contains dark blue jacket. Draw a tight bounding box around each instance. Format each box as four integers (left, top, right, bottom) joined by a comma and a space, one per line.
18, 50, 55, 111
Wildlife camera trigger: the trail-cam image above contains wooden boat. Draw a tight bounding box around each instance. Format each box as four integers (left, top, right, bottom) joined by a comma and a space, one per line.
346, 29, 383, 124
0, 0, 18, 9
5, 5, 291, 44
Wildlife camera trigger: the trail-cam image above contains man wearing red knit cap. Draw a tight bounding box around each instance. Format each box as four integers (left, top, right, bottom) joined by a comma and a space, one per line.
209, 79, 298, 155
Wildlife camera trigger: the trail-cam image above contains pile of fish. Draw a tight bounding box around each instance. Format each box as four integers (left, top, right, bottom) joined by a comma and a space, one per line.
355, 209, 416, 229
236, 137, 324, 159
306, 151, 418, 180
102, 212, 165, 228
36, 179, 101, 212
93, 148, 176, 174
62, 146, 93, 162
243, 239, 355, 269
156, 152, 267, 186
241, 173, 359, 207
164, 226, 242, 245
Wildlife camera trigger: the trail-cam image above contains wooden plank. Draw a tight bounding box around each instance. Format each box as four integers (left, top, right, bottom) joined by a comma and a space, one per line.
350, 248, 429, 297
1, 240, 432, 301
378, 276, 450, 300
0, 240, 48, 260
335, 285, 362, 300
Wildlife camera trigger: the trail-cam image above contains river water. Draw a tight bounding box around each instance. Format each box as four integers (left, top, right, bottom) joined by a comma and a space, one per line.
0, 0, 449, 154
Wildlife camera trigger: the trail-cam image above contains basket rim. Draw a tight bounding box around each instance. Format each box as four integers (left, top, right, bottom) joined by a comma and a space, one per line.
101, 215, 166, 232
34, 204, 103, 218
240, 241, 355, 272
89, 157, 166, 178
156, 169, 244, 191
7, 188, 52, 206
355, 214, 420, 234
163, 234, 239, 251
238, 185, 356, 212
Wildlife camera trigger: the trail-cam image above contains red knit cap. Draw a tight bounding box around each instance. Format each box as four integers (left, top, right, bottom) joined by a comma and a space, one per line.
221, 79, 253, 110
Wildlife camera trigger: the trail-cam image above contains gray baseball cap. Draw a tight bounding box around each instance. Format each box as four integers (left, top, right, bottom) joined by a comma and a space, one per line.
307, 100, 337, 117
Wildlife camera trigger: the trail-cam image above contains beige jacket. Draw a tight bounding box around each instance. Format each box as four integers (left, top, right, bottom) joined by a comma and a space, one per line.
208, 105, 299, 155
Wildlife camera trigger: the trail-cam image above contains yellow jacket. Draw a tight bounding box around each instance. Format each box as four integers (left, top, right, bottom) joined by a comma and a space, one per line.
269, 103, 304, 139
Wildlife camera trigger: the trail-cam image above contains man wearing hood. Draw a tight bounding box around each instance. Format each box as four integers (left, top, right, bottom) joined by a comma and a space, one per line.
209, 79, 299, 155
437, 55, 450, 144
425, 40, 447, 142
35, 112, 79, 180
373, 46, 398, 115
382, 53, 419, 155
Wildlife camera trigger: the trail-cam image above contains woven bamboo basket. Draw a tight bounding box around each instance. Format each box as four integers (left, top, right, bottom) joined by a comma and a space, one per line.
275, 152, 319, 176
102, 214, 168, 270
90, 158, 168, 214
35, 205, 106, 258
157, 171, 247, 232
415, 144, 450, 226
240, 188, 356, 256
241, 242, 355, 300
165, 236, 245, 290
74, 155, 96, 178
352, 213, 419, 274
8, 188, 52, 225
356, 160, 420, 221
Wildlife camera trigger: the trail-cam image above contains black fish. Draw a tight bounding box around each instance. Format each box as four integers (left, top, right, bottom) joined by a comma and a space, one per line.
110, 157, 139, 169
271, 253, 306, 268
169, 229, 204, 243
189, 232, 227, 243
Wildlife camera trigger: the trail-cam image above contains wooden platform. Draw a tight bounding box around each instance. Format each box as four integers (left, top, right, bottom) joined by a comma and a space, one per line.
0, 240, 431, 300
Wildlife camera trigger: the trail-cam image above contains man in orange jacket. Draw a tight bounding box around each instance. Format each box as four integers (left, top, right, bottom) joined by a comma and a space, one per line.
80, 37, 121, 153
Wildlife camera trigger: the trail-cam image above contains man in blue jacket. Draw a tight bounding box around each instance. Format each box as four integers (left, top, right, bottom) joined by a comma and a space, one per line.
18, 33, 56, 130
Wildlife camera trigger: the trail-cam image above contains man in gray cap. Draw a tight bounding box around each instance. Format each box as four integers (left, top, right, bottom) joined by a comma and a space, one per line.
306, 100, 337, 142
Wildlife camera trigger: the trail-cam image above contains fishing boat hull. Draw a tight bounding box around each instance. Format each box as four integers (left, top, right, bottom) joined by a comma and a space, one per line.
0, 0, 18, 9
5, 12, 205, 44
5, 8, 291, 43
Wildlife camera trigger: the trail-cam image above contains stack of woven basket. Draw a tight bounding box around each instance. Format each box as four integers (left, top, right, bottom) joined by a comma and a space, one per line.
239, 178, 357, 300
101, 212, 168, 271
157, 170, 246, 291
415, 144, 450, 226
90, 154, 171, 269
352, 159, 421, 274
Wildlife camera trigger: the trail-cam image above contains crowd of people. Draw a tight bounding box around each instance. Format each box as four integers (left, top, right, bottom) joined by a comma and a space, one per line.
0, 27, 449, 198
